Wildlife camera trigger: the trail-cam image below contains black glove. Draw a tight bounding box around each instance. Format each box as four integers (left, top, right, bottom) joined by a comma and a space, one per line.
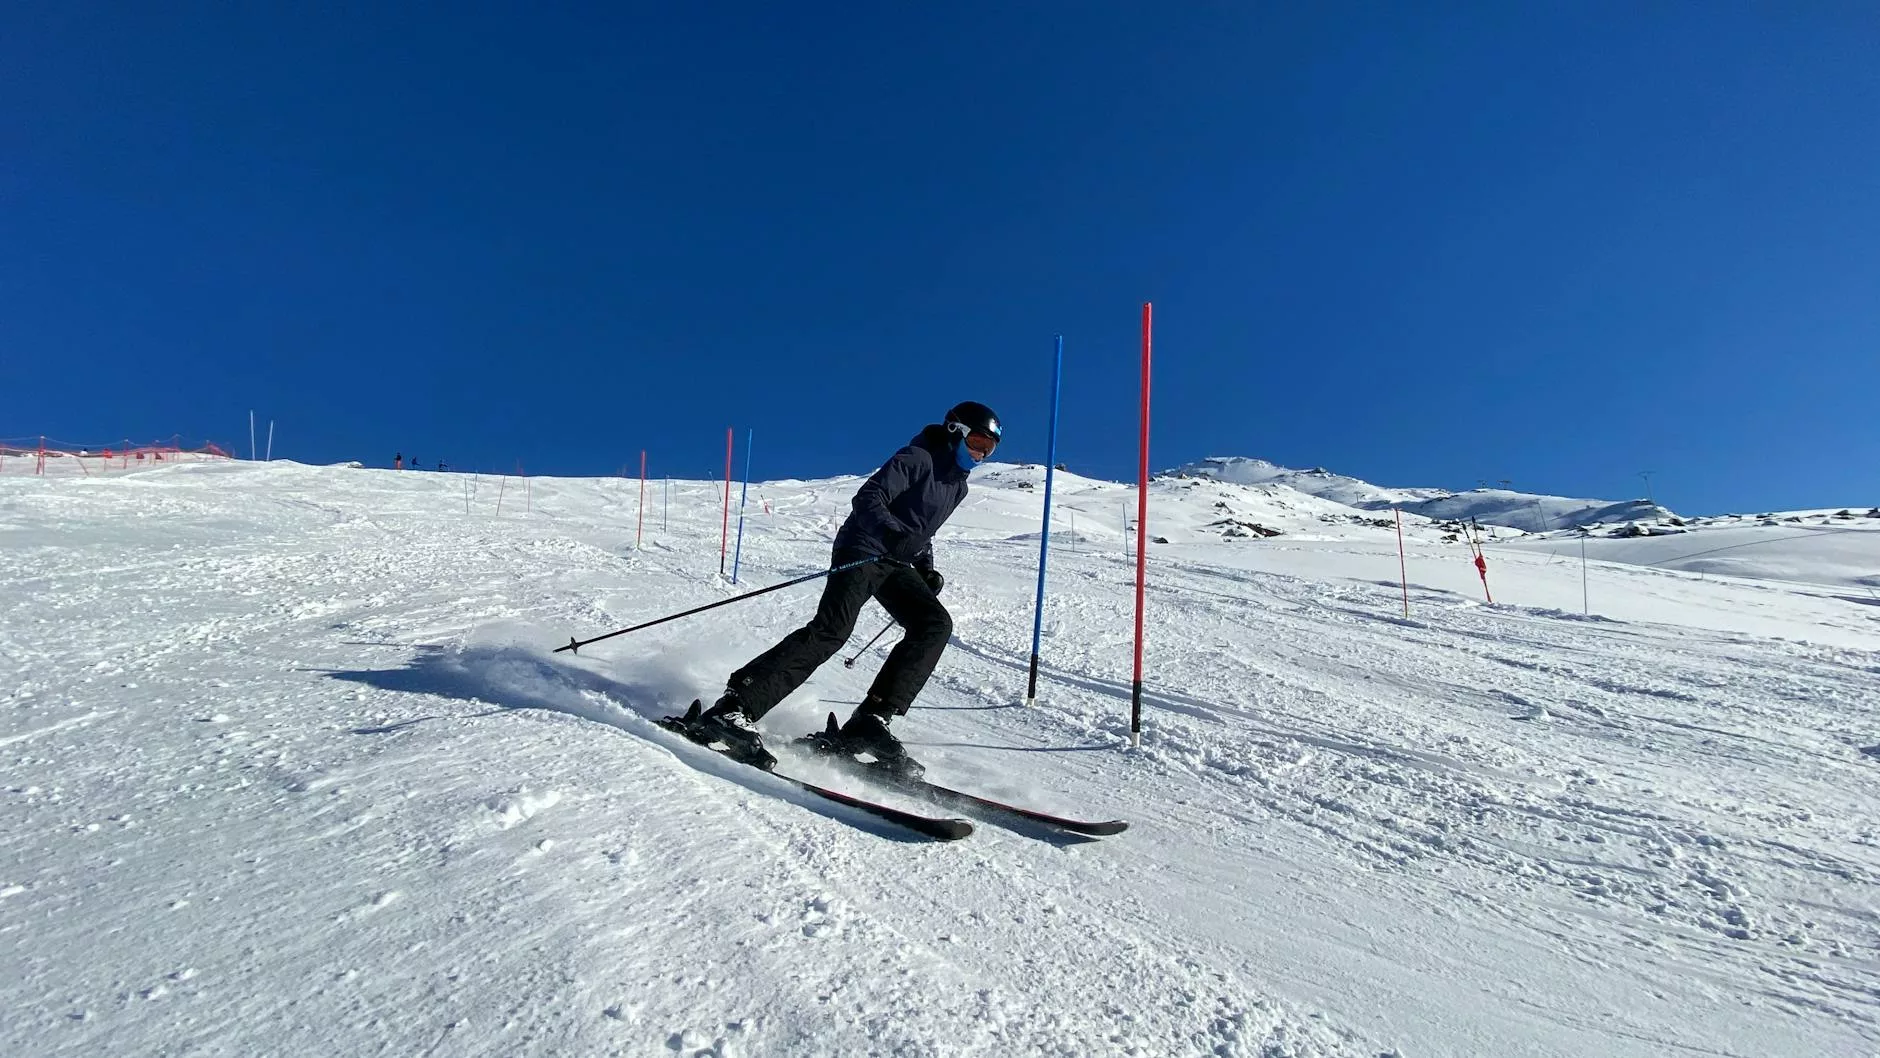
920, 568, 944, 595
882, 525, 911, 556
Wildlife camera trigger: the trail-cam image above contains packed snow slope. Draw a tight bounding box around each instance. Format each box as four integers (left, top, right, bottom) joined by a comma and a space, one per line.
1173, 456, 1677, 533
4, 456, 1879, 1058
1507, 509, 1880, 593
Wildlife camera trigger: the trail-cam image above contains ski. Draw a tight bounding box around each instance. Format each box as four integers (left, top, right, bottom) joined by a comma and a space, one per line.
797, 715, 1129, 837
655, 704, 973, 842
885, 773, 1129, 836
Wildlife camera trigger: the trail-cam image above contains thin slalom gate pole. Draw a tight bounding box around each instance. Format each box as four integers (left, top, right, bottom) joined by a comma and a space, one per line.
1468, 517, 1493, 603
1130, 302, 1152, 748
719, 427, 734, 577
1395, 509, 1409, 617
637, 450, 647, 549
1026, 334, 1065, 707
731, 428, 754, 583
663, 476, 669, 532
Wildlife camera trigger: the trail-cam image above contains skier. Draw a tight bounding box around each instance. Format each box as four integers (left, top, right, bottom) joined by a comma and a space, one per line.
687, 401, 1002, 777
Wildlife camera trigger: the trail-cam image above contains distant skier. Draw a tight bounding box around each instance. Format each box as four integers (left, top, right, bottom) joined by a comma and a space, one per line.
688, 401, 1003, 777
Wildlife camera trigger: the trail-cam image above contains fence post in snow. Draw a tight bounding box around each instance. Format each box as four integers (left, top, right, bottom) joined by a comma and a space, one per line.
1396, 509, 1409, 618
720, 428, 734, 577
637, 451, 648, 549
1581, 531, 1590, 615
1130, 302, 1152, 749
1025, 336, 1065, 707
732, 430, 753, 584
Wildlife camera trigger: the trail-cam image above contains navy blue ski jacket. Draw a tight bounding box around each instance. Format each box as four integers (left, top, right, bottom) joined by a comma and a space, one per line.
832, 424, 969, 570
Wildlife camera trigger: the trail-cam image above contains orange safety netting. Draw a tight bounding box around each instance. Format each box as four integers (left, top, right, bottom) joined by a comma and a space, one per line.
0, 436, 236, 476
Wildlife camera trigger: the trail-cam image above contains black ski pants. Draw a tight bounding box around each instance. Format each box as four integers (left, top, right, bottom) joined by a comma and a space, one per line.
728, 550, 952, 721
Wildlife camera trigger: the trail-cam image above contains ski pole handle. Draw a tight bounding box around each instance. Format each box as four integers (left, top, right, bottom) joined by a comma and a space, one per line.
843, 620, 896, 668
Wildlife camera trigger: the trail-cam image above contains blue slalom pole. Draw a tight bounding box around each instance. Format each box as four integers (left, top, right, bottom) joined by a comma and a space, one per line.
1026, 335, 1064, 707
731, 428, 754, 584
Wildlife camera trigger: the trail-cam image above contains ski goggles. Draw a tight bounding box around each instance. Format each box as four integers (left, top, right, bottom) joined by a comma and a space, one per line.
949, 423, 1000, 460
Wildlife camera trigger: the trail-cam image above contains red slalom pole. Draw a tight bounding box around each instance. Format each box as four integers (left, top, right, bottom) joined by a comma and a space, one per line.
636, 450, 647, 549
1130, 302, 1152, 748
1396, 509, 1410, 617
720, 427, 734, 576
1467, 518, 1493, 603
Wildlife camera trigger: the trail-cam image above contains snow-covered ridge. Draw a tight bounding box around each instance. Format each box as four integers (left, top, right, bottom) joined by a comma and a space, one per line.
1155, 456, 1880, 587
1167, 455, 1676, 532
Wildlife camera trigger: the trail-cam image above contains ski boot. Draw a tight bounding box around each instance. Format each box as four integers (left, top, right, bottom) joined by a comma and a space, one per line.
841, 710, 924, 781
797, 696, 924, 781
667, 693, 777, 770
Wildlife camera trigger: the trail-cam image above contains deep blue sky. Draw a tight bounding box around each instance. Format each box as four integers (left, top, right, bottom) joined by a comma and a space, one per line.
5, 4, 1876, 514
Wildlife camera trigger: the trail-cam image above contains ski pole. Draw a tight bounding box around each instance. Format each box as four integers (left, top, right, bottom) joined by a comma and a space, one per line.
555, 555, 882, 654
843, 620, 896, 668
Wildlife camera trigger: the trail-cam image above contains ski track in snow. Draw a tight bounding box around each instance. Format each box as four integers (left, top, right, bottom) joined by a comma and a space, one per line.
2, 458, 1877, 1057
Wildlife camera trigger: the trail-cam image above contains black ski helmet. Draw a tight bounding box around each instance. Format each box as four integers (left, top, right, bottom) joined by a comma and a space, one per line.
943, 401, 1002, 451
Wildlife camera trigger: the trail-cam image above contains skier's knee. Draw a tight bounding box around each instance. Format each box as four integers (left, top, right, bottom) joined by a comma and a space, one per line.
806, 616, 858, 648
914, 604, 952, 641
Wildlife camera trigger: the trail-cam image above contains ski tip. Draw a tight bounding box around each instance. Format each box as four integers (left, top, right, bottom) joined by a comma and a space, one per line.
682, 699, 703, 723
824, 712, 841, 734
